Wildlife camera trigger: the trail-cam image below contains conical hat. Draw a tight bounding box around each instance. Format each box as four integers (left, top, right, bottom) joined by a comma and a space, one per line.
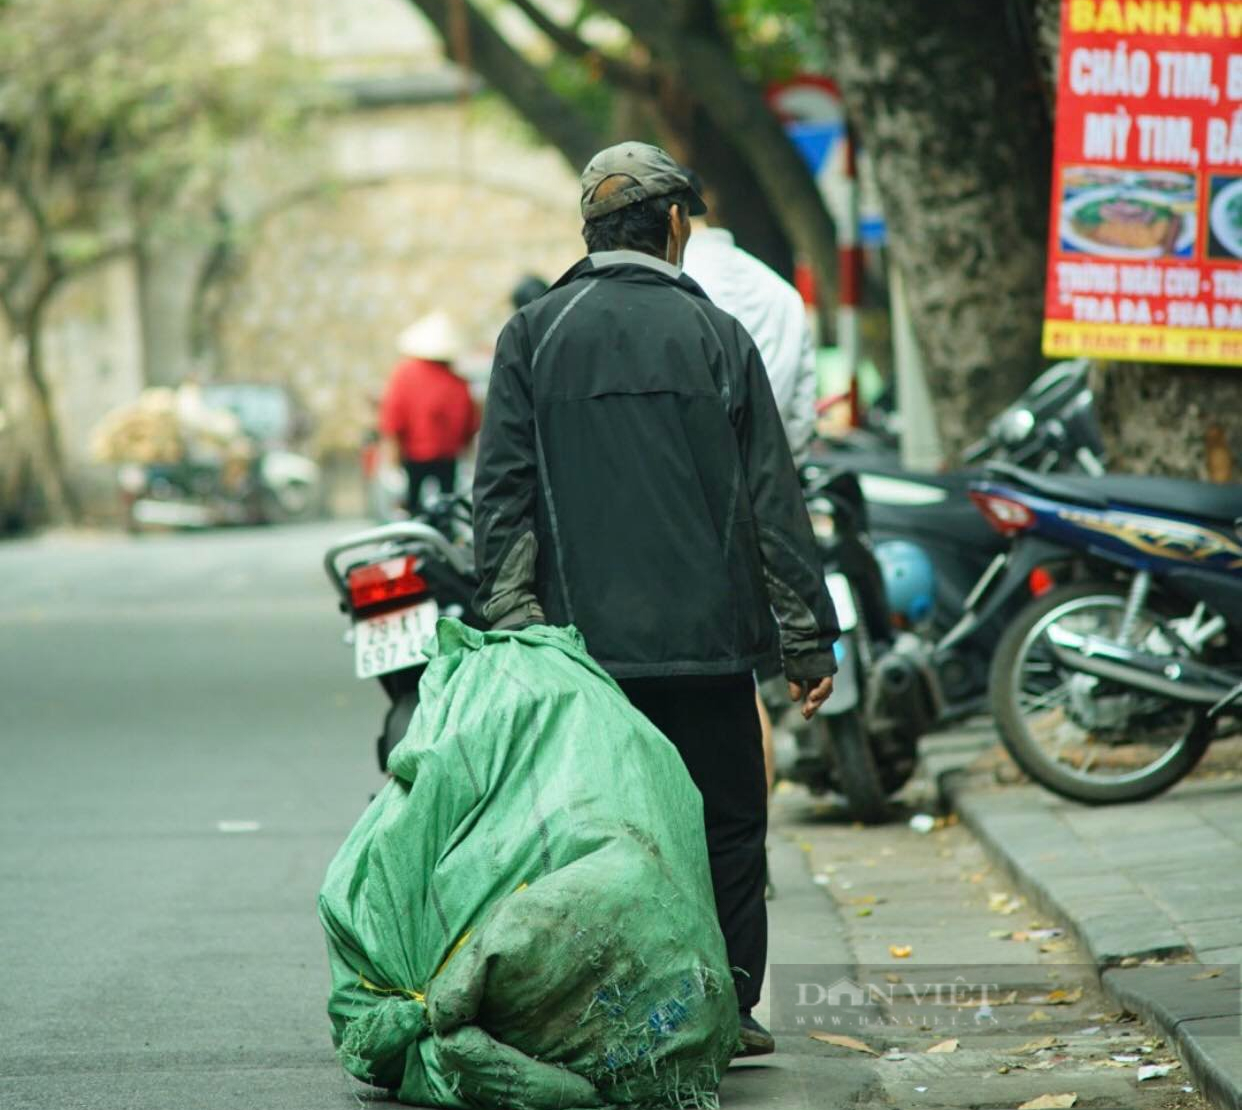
397, 311, 463, 362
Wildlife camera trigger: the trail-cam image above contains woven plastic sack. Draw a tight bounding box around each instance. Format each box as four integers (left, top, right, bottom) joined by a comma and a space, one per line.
318, 619, 739, 1109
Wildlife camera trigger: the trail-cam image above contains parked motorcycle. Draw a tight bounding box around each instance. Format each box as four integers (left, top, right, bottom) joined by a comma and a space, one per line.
324, 496, 479, 771
764, 469, 928, 823
121, 383, 321, 530
810, 359, 1106, 721
968, 461, 1242, 804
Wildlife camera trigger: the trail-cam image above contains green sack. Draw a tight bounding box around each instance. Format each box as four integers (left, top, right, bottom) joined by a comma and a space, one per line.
318, 620, 739, 1110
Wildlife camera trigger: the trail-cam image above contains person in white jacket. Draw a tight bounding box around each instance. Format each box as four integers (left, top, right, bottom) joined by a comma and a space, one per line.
681, 174, 821, 844
681, 185, 818, 466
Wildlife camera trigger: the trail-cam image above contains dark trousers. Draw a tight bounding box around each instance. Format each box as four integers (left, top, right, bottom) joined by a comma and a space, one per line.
402, 457, 457, 513
618, 674, 768, 1012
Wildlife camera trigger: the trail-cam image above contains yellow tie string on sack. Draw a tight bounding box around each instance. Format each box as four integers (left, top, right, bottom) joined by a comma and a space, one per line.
358, 882, 529, 1003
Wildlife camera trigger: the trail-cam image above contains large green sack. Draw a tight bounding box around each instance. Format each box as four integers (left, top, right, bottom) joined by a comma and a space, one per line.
318, 620, 739, 1109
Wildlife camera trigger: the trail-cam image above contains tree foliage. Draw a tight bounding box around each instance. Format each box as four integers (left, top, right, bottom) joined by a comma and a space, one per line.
0, 0, 323, 521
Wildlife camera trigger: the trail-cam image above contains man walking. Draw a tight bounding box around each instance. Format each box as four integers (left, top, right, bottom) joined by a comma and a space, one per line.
472, 142, 839, 1056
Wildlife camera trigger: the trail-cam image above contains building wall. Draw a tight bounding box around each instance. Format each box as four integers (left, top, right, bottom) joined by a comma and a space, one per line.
213, 102, 582, 459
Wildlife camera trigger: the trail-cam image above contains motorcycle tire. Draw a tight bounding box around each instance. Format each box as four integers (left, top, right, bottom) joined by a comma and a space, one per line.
378, 689, 421, 772
990, 581, 1212, 805
830, 710, 892, 824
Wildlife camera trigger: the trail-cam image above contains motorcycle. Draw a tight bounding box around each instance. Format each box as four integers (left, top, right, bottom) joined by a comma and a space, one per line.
323, 496, 479, 771
967, 461, 1242, 804
763, 469, 928, 823
120, 383, 322, 530
810, 359, 1106, 721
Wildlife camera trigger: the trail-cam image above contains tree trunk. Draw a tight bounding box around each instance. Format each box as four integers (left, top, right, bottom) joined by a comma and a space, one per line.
136, 237, 211, 387
405, 0, 605, 171
18, 302, 78, 523
1092, 364, 1240, 480
818, 0, 1052, 457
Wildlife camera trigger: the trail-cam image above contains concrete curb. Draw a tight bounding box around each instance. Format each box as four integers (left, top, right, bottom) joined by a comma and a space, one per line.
944, 771, 1242, 1110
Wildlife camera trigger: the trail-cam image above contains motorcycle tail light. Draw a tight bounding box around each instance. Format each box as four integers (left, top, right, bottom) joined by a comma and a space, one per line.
1028, 566, 1055, 597
968, 491, 1036, 536
348, 556, 427, 610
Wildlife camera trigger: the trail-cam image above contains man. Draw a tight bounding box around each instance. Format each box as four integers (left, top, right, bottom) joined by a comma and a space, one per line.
380, 311, 479, 512
472, 142, 839, 1056
682, 174, 819, 466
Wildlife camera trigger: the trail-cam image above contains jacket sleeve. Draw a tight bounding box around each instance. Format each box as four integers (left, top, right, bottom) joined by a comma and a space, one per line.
734, 332, 840, 681
471, 318, 545, 629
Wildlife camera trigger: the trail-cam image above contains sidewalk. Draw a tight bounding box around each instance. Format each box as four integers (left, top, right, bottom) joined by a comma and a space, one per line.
944, 745, 1242, 1110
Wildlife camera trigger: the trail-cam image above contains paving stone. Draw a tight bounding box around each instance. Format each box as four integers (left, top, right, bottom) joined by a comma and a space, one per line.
1179, 1017, 1242, 1110
948, 764, 1242, 1110
1184, 919, 1242, 953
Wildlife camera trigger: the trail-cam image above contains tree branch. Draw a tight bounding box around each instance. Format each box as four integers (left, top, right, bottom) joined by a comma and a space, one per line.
505, 0, 658, 96
404, 0, 605, 170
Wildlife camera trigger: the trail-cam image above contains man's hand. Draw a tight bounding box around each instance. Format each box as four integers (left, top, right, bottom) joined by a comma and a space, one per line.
788, 677, 834, 721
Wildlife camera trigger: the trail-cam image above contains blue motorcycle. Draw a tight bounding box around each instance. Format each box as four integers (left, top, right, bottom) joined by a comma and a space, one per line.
965, 462, 1242, 804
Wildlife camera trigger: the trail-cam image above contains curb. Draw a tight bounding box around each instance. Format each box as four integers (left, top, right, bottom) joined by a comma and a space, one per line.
943, 770, 1242, 1110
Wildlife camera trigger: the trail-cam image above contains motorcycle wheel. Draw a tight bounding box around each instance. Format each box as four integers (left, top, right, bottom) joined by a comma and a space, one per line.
378, 690, 421, 772
830, 710, 892, 824
990, 581, 1212, 805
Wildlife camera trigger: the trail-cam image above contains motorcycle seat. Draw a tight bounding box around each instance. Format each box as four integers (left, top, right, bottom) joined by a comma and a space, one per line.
986, 462, 1241, 523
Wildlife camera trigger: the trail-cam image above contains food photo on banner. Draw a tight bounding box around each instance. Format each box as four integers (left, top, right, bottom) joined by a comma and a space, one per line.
1042, 0, 1242, 364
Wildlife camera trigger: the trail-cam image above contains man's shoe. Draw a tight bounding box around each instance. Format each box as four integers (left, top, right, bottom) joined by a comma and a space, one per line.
736, 1012, 775, 1057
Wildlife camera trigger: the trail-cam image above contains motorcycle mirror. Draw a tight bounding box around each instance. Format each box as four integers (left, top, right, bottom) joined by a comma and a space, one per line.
998, 408, 1037, 445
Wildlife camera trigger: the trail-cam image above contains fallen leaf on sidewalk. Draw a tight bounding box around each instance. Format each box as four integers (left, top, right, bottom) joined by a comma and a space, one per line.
1040, 939, 1075, 954
989, 892, 1024, 915
846, 894, 881, 905
857, 908, 873, 917
1027, 1009, 1052, 1022
1018, 1094, 1077, 1109
1011, 1035, 1064, 1055
1190, 968, 1223, 980
884, 972, 903, 984
926, 1038, 958, 1054
890, 944, 913, 958
808, 1032, 879, 1056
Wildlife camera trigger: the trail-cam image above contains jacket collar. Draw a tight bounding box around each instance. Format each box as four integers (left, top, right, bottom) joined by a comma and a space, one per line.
551, 253, 710, 301
588, 249, 682, 279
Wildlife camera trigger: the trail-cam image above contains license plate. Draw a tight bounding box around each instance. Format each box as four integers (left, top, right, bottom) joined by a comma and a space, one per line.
825, 572, 858, 631
354, 600, 439, 679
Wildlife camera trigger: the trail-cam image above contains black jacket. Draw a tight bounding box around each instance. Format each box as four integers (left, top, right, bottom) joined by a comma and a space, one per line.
472, 254, 839, 680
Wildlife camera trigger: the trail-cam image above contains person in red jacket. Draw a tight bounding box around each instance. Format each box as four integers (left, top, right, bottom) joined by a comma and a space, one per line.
380, 311, 480, 512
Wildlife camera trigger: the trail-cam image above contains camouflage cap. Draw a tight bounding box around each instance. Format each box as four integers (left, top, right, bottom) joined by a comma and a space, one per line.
579, 141, 707, 221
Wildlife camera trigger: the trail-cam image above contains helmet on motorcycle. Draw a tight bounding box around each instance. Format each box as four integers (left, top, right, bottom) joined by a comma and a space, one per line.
875, 540, 936, 626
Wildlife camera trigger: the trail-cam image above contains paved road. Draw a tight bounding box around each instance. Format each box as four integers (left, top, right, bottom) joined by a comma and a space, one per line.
0, 525, 1216, 1110
0, 524, 386, 1109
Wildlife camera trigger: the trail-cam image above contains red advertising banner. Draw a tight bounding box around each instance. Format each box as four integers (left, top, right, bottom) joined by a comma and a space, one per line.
1043, 1, 1242, 365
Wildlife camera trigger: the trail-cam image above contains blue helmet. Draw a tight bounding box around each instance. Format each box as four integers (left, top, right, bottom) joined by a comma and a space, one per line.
875, 540, 936, 625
